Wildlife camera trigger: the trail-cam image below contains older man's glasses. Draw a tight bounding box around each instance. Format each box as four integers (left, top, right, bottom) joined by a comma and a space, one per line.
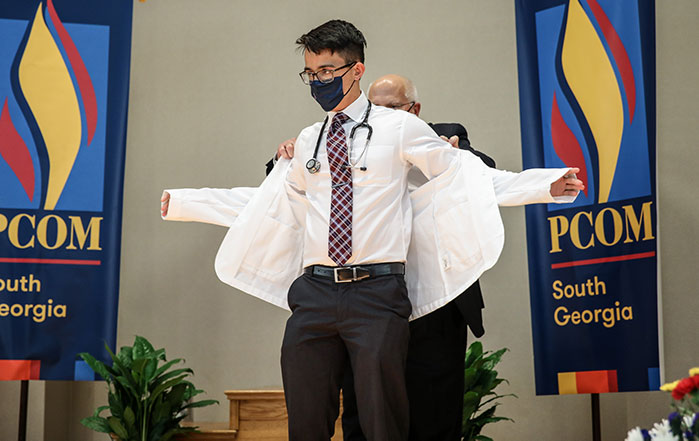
299, 62, 356, 85
387, 102, 416, 112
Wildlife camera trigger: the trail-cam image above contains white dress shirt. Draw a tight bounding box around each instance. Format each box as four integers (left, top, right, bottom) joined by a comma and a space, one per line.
288, 92, 460, 267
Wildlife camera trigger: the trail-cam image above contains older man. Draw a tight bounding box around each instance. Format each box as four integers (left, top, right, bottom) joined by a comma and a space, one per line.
370, 74, 495, 441
271, 74, 497, 441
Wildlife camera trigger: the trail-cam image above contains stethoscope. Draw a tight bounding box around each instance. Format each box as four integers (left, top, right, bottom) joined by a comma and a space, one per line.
306, 102, 373, 174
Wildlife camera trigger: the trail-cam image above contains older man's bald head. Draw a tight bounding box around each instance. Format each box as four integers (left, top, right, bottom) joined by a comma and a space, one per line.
368, 74, 421, 116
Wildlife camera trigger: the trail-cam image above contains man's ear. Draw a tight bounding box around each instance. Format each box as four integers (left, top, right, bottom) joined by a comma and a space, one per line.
411, 102, 422, 117
353, 62, 366, 81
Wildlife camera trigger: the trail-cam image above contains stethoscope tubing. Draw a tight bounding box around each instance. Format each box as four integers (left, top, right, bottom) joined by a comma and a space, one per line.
306, 102, 373, 174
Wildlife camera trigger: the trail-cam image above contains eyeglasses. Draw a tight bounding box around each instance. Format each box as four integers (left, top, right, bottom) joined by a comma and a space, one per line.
299, 62, 356, 85
386, 101, 416, 112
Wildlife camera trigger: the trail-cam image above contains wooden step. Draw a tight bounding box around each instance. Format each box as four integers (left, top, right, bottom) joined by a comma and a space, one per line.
225, 389, 344, 441
176, 389, 345, 440
175, 422, 237, 441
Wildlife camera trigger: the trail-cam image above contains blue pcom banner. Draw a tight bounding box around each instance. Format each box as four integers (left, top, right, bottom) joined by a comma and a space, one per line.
515, 0, 660, 395
0, 0, 132, 380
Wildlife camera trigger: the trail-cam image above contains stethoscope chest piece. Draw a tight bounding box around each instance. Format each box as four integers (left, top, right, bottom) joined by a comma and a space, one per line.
306, 158, 321, 174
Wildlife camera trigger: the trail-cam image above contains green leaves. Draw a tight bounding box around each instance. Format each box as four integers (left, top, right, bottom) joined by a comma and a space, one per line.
77, 352, 111, 381
464, 341, 483, 368
80, 416, 111, 433
108, 416, 129, 439
132, 336, 156, 360
462, 342, 516, 441
184, 399, 220, 410
123, 407, 136, 430
79, 336, 218, 440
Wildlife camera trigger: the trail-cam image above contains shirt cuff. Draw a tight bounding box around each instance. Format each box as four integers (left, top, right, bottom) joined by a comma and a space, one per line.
162, 189, 183, 220
550, 193, 579, 204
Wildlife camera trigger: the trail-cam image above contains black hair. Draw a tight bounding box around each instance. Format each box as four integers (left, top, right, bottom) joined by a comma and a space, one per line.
296, 19, 367, 63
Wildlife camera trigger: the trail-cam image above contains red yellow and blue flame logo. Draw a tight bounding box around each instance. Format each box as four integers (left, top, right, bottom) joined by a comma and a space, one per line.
0, 0, 107, 211
536, 0, 650, 208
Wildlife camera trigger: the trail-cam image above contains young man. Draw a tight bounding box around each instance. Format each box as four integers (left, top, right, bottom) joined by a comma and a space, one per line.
272, 73, 497, 441
161, 20, 583, 441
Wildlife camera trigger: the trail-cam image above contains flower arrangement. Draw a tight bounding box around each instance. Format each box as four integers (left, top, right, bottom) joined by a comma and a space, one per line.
625, 368, 699, 441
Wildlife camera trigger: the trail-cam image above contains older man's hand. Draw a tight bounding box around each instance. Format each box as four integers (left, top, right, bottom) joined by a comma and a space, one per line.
276, 137, 296, 160
439, 135, 460, 148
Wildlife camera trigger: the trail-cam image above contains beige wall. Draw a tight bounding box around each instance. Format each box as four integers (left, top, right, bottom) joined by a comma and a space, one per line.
1, 1, 698, 440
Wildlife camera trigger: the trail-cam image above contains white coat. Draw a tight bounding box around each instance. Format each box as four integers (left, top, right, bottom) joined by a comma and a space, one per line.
165, 148, 572, 320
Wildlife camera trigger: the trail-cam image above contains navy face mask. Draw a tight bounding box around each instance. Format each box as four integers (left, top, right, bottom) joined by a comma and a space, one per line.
310, 67, 356, 111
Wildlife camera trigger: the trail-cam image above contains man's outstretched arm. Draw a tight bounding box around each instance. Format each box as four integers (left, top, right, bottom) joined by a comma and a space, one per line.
402, 114, 584, 204
160, 187, 256, 227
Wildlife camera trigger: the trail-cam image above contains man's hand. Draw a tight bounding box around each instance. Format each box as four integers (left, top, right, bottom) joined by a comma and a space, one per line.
161, 191, 170, 217
550, 168, 584, 197
276, 137, 296, 160
439, 135, 459, 148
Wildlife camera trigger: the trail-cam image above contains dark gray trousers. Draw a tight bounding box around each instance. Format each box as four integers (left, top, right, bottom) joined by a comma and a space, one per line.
281, 273, 412, 441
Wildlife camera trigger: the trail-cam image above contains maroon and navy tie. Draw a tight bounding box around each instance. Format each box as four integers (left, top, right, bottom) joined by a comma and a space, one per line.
326, 112, 352, 266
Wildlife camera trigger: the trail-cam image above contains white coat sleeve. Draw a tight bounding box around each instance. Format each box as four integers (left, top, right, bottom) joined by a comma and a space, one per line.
398, 113, 578, 206
398, 113, 459, 179
488, 168, 578, 206
162, 187, 257, 227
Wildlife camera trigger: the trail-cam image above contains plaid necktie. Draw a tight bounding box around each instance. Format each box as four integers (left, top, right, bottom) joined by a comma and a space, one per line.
326, 112, 352, 266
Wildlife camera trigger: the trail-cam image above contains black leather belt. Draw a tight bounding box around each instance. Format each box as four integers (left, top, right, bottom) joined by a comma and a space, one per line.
304, 262, 405, 283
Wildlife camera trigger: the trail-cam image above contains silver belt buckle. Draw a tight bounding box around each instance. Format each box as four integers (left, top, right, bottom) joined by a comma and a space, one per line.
334, 266, 370, 283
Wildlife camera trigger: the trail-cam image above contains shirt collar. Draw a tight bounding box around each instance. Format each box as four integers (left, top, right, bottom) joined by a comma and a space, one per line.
328, 92, 368, 124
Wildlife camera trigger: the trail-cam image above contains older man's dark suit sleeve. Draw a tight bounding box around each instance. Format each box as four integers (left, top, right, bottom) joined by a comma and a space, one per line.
265, 157, 276, 176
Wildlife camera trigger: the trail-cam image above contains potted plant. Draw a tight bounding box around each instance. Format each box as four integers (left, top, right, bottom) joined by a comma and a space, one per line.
79, 336, 218, 441
462, 341, 516, 441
